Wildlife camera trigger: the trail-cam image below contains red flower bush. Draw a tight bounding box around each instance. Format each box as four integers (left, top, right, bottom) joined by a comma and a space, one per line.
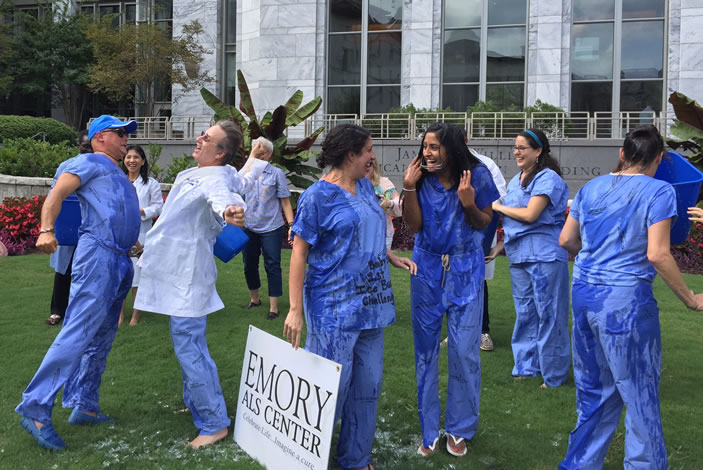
671, 221, 703, 274
0, 195, 45, 255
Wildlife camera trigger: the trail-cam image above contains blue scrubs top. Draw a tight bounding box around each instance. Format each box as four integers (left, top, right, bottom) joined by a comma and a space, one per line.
56, 154, 140, 252
292, 178, 395, 332
570, 174, 676, 286
414, 165, 499, 279
502, 168, 569, 264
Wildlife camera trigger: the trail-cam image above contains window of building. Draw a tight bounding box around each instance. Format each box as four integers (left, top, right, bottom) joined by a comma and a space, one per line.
223, 0, 236, 105
570, 0, 665, 113
442, 0, 527, 111
80, 2, 137, 26
327, 0, 402, 115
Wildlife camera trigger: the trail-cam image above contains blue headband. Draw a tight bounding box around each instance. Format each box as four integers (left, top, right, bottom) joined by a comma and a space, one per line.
523, 129, 543, 148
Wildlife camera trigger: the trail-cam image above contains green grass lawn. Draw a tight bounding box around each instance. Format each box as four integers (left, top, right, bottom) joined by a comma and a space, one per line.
1, 253, 702, 469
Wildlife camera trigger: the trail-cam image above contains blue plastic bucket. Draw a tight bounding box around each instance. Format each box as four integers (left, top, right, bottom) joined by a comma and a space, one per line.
55, 195, 81, 246
213, 224, 249, 262
653, 152, 703, 245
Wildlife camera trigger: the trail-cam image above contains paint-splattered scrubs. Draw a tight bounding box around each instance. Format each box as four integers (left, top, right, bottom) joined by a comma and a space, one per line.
502, 168, 570, 387
16, 154, 140, 425
135, 164, 260, 435
410, 166, 499, 447
559, 174, 676, 470
291, 178, 394, 469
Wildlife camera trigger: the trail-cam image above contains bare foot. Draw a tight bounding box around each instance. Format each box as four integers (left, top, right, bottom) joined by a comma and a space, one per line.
129, 310, 140, 326
188, 428, 228, 449
118, 313, 124, 327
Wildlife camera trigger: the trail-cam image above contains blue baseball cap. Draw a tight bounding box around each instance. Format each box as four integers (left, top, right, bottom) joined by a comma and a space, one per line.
88, 115, 138, 140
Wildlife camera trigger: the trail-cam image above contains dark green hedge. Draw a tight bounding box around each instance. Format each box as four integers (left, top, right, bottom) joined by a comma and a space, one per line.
0, 115, 78, 145
0, 138, 75, 177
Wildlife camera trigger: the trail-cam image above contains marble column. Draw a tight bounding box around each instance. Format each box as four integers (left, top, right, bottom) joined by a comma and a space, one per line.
668, 0, 703, 111
171, 0, 220, 117
401, 0, 441, 109
526, 0, 570, 109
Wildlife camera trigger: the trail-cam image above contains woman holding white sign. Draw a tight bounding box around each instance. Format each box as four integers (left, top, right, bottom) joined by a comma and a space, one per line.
284, 124, 416, 470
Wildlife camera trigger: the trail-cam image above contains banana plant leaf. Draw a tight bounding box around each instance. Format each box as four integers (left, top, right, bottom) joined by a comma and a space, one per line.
286, 97, 322, 127
200, 87, 246, 129
283, 126, 325, 153
288, 173, 317, 189
289, 162, 322, 178
247, 119, 265, 141
669, 120, 703, 142
669, 92, 703, 132
268, 106, 288, 139
284, 91, 304, 119
237, 70, 257, 123
667, 138, 701, 153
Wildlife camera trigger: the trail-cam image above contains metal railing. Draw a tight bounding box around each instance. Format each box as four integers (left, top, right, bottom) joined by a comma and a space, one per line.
87, 116, 214, 140
90, 111, 674, 142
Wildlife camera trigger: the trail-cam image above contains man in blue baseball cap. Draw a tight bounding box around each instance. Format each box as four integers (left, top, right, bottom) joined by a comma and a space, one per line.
16, 115, 141, 450
87, 115, 138, 141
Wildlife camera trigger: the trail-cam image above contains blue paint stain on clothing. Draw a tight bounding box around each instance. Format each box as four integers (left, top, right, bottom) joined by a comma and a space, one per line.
561, 173, 675, 470
410, 165, 499, 447
502, 168, 568, 263
570, 174, 676, 286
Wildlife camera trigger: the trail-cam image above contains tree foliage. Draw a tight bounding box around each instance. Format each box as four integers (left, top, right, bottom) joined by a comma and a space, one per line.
2, 1, 94, 129
0, 0, 14, 96
85, 17, 211, 116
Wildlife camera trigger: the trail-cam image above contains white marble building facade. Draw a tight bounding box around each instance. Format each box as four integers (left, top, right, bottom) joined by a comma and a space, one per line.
171, 0, 703, 116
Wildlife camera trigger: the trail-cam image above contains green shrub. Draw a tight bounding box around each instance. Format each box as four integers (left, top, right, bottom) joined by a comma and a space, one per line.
0, 115, 78, 145
0, 138, 76, 177
146, 143, 165, 181
164, 154, 196, 183
524, 99, 572, 139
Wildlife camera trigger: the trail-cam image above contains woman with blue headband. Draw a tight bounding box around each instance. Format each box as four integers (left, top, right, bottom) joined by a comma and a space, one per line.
492, 128, 571, 388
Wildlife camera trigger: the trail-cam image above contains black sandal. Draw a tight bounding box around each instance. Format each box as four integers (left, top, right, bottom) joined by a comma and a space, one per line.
245, 300, 262, 309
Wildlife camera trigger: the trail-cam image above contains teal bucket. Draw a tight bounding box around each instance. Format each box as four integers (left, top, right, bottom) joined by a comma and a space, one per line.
55, 195, 81, 246
213, 225, 249, 262
654, 152, 703, 245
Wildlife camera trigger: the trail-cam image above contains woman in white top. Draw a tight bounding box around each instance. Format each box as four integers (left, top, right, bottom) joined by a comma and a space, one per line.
119, 144, 163, 326
365, 160, 402, 249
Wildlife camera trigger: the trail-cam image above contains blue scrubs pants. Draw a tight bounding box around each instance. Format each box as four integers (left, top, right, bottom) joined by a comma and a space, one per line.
170, 316, 231, 435
306, 327, 384, 469
560, 281, 667, 470
16, 237, 133, 424
509, 260, 570, 387
411, 250, 483, 447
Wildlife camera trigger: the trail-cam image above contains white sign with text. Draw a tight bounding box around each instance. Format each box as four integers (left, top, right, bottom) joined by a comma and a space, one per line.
234, 326, 341, 470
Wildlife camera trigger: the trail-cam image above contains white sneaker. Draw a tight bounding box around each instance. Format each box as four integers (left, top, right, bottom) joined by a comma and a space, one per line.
480, 333, 494, 351
440, 337, 448, 348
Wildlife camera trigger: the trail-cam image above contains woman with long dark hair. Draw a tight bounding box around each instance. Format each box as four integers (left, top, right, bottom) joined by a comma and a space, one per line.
492, 128, 570, 388
283, 124, 415, 470
558, 125, 703, 469
119, 144, 162, 326
403, 122, 499, 457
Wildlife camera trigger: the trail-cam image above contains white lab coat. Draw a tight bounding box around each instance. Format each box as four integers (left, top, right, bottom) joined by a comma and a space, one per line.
133, 176, 164, 244
134, 161, 265, 317
475, 152, 507, 281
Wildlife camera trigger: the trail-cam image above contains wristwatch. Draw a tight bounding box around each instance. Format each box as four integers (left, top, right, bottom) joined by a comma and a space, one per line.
39, 227, 55, 234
